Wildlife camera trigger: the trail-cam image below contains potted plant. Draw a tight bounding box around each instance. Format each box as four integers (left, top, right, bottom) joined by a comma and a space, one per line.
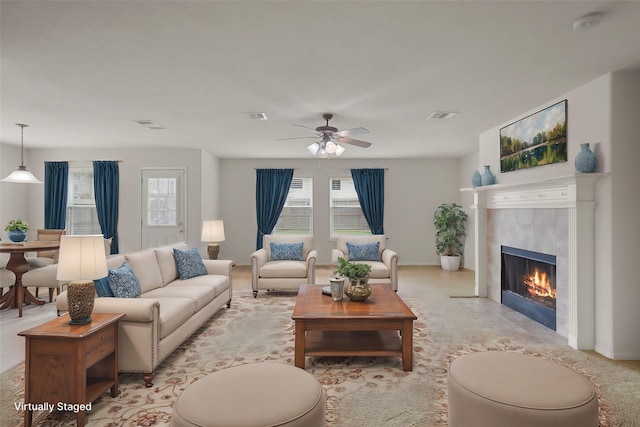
433, 203, 468, 271
336, 257, 372, 301
5, 218, 29, 243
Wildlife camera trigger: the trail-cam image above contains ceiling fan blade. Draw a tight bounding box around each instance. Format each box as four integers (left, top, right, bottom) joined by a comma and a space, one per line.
336, 136, 372, 148
336, 127, 369, 137
293, 124, 321, 135
277, 136, 319, 141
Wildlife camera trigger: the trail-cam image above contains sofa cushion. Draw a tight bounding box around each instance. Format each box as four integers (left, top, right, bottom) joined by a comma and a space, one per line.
269, 242, 304, 261
353, 260, 389, 279
145, 285, 216, 312
155, 242, 189, 285
108, 262, 141, 298
260, 260, 308, 278
173, 248, 208, 280
125, 250, 163, 293
94, 276, 114, 297
336, 235, 385, 259
346, 242, 381, 261
167, 274, 230, 298
142, 296, 195, 339
263, 235, 314, 261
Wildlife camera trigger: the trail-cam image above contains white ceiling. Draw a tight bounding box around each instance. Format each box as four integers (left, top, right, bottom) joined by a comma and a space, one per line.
2, 1, 639, 159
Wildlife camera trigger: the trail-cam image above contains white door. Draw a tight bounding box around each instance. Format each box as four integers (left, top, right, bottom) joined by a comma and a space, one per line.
141, 168, 186, 248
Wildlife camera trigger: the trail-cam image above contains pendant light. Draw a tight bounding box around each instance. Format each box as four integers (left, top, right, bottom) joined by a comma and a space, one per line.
1, 123, 42, 184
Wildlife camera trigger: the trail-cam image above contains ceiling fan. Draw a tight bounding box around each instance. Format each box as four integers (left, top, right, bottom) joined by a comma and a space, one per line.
279, 113, 372, 158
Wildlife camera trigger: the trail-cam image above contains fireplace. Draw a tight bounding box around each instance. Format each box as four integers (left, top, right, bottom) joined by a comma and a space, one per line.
501, 246, 556, 330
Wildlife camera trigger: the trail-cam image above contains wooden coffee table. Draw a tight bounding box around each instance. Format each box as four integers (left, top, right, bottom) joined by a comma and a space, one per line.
292, 284, 417, 371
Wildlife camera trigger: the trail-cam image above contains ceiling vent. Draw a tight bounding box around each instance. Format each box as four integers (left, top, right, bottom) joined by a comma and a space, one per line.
134, 120, 165, 130
241, 112, 268, 120
427, 111, 459, 120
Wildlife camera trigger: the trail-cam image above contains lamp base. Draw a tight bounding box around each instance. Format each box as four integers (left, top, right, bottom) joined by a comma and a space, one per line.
68, 316, 93, 325
207, 243, 220, 260
67, 280, 95, 325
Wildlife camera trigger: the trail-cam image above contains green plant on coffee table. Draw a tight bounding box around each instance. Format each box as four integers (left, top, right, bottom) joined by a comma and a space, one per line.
4, 219, 29, 232
336, 257, 371, 279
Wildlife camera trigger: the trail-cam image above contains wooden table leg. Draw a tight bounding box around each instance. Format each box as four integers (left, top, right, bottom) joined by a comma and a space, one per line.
294, 321, 306, 369
0, 285, 16, 309
401, 319, 414, 371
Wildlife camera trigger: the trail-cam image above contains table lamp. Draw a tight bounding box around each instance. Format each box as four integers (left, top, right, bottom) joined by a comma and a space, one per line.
201, 220, 225, 259
56, 235, 108, 324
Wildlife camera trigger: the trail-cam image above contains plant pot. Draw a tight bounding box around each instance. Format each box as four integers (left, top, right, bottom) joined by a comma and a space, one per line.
8, 230, 27, 243
344, 277, 372, 301
440, 255, 461, 271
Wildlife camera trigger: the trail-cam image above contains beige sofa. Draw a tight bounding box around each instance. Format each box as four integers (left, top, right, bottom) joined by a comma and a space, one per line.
53, 242, 233, 387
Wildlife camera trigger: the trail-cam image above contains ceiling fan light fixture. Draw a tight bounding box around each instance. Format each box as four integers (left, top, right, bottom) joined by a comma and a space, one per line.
325, 140, 337, 154
335, 144, 346, 156
307, 142, 320, 156
1, 123, 42, 184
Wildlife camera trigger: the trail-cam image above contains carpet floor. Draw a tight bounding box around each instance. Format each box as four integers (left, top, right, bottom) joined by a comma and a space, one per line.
1, 282, 639, 426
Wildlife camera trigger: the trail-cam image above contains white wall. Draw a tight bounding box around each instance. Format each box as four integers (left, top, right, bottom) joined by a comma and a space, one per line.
0, 146, 221, 255
459, 152, 479, 271
609, 71, 640, 359
220, 158, 462, 266
0, 143, 33, 265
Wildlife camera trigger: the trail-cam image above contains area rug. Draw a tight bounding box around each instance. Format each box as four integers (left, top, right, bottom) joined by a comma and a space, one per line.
1, 292, 639, 426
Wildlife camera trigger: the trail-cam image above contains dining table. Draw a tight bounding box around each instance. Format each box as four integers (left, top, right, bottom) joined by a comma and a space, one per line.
0, 240, 61, 317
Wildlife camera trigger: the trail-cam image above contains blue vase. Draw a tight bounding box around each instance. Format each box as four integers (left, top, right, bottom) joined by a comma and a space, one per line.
575, 143, 596, 173
481, 165, 495, 186
472, 170, 482, 187
8, 230, 26, 242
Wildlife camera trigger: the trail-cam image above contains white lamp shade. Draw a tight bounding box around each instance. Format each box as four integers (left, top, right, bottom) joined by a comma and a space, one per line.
201, 220, 225, 242
1, 166, 42, 184
56, 235, 108, 281
335, 145, 346, 156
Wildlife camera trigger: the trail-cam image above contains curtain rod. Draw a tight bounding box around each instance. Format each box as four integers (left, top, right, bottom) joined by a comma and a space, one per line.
46, 160, 124, 163
253, 167, 388, 170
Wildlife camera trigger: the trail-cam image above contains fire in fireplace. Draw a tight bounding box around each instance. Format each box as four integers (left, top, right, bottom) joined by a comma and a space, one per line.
501, 246, 556, 330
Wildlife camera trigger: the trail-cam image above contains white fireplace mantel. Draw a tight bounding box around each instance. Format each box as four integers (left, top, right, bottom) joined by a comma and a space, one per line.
461, 173, 608, 351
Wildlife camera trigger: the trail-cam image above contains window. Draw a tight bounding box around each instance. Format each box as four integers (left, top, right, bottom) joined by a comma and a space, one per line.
274, 177, 313, 235
66, 168, 102, 235
147, 177, 177, 226
329, 177, 371, 238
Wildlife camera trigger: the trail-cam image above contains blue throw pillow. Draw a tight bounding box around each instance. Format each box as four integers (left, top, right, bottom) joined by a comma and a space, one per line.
108, 262, 141, 298
347, 242, 380, 261
94, 276, 114, 297
270, 242, 304, 261
173, 248, 208, 280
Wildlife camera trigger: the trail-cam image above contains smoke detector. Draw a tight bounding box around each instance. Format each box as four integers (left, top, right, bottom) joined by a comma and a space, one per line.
241, 112, 268, 120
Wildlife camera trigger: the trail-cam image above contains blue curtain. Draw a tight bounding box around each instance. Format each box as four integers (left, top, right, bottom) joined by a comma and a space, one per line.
93, 161, 119, 254
44, 162, 68, 229
351, 168, 385, 235
255, 168, 294, 249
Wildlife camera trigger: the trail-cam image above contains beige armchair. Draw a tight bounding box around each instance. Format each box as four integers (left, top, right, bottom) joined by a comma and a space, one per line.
332, 235, 398, 291
251, 235, 317, 297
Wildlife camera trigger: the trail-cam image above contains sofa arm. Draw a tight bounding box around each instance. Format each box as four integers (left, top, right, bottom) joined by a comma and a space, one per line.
306, 250, 317, 283
381, 249, 399, 291
250, 249, 268, 291
332, 249, 346, 263
202, 259, 234, 276
56, 291, 160, 322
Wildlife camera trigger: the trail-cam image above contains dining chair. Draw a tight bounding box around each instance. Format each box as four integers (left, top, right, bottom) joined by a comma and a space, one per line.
26, 229, 65, 297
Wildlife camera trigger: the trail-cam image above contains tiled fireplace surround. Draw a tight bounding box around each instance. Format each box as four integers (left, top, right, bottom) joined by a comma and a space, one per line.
466, 173, 606, 351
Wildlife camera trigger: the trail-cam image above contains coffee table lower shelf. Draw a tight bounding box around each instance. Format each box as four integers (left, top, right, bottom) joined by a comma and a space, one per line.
304, 330, 402, 358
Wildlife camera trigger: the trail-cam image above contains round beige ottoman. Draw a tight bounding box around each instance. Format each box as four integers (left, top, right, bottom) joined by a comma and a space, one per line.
447, 352, 598, 427
171, 363, 325, 427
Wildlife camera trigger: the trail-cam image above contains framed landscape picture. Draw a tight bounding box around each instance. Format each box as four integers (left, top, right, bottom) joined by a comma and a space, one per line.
500, 100, 567, 172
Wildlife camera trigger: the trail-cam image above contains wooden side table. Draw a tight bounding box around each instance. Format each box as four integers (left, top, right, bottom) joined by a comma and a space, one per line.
18, 312, 125, 427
